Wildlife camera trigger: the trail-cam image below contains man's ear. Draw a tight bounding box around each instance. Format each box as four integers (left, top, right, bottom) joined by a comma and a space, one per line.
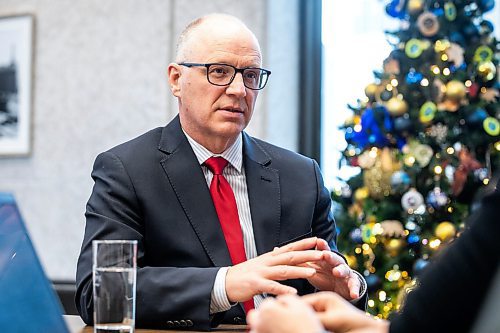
168, 63, 181, 97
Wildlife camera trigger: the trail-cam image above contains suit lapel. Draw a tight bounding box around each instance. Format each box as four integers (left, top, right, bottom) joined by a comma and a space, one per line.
158, 116, 232, 267
243, 133, 281, 255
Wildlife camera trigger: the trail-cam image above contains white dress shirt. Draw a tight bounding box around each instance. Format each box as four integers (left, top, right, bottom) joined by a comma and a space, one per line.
183, 131, 264, 313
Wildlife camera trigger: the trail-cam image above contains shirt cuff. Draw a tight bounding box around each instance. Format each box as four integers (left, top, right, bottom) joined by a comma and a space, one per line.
351, 269, 367, 302
210, 267, 234, 314
334, 250, 367, 300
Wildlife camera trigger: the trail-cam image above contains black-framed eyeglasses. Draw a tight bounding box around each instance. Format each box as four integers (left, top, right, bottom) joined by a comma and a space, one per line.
178, 62, 271, 90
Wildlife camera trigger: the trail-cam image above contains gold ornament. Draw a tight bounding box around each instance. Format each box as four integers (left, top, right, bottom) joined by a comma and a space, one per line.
344, 254, 358, 268
434, 39, 451, 52
386, 97, 409, 116
381, 147, 401, 172
384, 238, 405, 257
344, 115, 355, 126
477, 61, 496, 81
364, 149, 399, 199
445, 80, 466, 102
435, 221, 456, 242
354, 187, 370, 202
408, 0, 424, 14
413, 144, 434, 167
365, 83, 379, 99
348, 202, 363, 219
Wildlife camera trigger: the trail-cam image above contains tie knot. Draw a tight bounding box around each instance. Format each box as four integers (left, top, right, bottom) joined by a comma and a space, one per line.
204, 156, 229, 175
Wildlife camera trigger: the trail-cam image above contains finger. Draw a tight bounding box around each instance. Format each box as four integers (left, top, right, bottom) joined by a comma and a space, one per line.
323, 251, 348, 266
246, 309, 258, 326
268, 249, 324, 266
256, 279, 298, 296
315, 238, 331, 251
263, 265, 316, 281
332, 263, 351, 278
348, 274, 361, 299
301, 292, 333, 312
316, 311, 335, 324
272, 237, 318, 254
275, 293, 301, 305
303, 261, 323, 270
302, 291, 345, 311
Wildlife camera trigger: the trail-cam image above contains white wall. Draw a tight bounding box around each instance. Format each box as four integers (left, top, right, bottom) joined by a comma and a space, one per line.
0, 0, 299, 280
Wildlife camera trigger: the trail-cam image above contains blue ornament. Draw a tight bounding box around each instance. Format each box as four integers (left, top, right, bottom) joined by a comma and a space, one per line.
345, 127, 355, 142
413, 258, 429, 275
467, 108, 488, 126
463, 23, 479, 38
478, 0, 495, 12
391, 171, 412, 193
432, 8, 444, 17
350, 106, 393, 148
474, 168, 489, 181
365, 274, 382, 290
379, 89, 394, 101
450, 32, 466, 46
394, 115, 413, 133
480, 20, 494, 33
406, 71, 424, 84
426, 187, 449, 209
350, 228, 363, 244
386, 0, 406, 18
407, 233, 420, 244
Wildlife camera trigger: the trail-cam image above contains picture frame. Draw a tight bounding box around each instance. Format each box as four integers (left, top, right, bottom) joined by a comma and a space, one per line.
0, 15, 34, 156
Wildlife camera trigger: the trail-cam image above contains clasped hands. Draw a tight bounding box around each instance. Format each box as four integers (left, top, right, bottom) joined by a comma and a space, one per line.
247, 292, 390, 333
225, 237, 361, 303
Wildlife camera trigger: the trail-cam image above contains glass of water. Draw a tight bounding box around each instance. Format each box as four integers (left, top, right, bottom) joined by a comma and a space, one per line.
92, 240, 137, 333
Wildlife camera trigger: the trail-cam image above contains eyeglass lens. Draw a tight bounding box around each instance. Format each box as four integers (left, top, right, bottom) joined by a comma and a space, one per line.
207, 64, 269, 89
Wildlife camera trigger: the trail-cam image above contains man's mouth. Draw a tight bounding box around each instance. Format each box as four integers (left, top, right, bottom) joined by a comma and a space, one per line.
220, 107, 244, 114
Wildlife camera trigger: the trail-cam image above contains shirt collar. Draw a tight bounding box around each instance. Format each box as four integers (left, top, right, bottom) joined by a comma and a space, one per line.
183, 130, 243, 173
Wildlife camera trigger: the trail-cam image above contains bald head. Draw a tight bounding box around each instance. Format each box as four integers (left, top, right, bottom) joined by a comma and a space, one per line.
175, 13, 261, 63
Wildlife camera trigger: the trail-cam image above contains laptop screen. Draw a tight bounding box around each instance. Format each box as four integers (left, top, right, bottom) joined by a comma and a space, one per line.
0, 193, 69, 333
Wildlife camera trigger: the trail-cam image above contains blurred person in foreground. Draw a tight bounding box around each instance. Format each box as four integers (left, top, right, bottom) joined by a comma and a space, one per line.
248, 184, 500, 333
76, 13, 366, 330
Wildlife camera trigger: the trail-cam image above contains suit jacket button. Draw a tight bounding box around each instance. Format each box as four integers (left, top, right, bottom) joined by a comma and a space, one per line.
179, 320, 187, 327
186, 319, 194, 327
233, 316, 244, 324
174, 320, 181, 326
166, 321, 174, 327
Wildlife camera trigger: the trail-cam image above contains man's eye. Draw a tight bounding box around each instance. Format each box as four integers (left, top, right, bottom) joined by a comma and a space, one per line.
244, 71, 258, 80
210, 66, 229, 75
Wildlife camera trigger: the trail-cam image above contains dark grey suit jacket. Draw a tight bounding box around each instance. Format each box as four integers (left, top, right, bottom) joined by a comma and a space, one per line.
76, 115, 337, 330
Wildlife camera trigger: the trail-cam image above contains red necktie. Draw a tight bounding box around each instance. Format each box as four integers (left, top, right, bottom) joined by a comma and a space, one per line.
204, 157, 255, 313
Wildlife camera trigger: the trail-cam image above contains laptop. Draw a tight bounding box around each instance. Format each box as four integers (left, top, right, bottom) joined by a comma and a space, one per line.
0, 192, 70, 333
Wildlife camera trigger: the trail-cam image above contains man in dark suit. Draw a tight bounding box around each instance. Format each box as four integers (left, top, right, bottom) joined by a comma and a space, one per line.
76, 13, 366, 330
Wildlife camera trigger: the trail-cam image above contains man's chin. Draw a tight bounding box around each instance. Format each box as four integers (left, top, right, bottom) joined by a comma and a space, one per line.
215, 122, 246, 138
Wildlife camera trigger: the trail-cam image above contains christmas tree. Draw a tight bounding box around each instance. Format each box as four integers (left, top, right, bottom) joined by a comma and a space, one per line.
332, 0, 499, 318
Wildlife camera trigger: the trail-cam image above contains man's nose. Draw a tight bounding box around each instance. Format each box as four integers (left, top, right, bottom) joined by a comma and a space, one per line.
226, 73, 247, 96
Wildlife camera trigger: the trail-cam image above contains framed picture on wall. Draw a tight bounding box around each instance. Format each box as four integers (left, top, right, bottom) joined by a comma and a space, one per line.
0, 15, 34, 156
